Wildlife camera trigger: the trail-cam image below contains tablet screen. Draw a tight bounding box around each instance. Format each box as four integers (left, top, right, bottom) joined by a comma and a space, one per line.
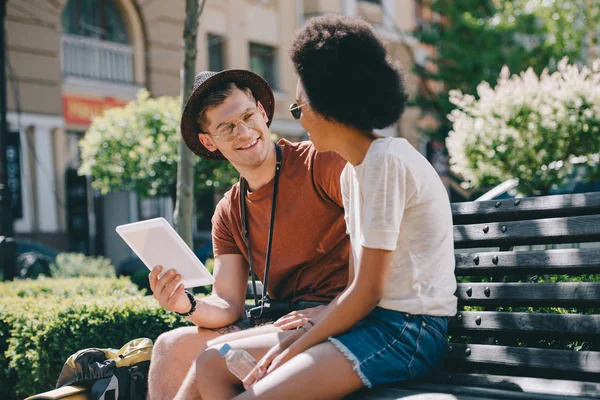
116, 218, 215, 288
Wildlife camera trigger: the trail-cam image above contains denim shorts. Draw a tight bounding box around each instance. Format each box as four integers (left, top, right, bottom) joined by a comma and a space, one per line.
328, 307, 449, 388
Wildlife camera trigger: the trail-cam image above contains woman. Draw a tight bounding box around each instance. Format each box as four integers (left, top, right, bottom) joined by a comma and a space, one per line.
186, 15, 457, 400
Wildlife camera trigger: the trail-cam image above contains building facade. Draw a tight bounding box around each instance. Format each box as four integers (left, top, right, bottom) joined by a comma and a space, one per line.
6, 0, 422, 265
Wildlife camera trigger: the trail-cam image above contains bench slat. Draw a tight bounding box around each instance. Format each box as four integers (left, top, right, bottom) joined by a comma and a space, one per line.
456, 282, 600, 307
454, 214, 600, 249
452, 192, 600, 225
455, 248, 600, 276
401, 382, 600, 400
446, 343, 600, 375
423, 373, 600, 399
449, 311, 600, 337
348, 386, 491, 400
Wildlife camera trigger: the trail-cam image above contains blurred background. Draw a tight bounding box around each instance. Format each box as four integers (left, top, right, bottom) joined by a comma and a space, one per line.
1, 0, 599, 273
2, 3, 600, 397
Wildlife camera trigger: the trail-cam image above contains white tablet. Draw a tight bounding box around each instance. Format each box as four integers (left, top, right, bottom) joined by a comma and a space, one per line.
116, 217, 215, 288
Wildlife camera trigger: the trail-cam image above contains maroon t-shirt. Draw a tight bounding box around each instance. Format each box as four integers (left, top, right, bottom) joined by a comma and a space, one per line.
212, 139, 349, 303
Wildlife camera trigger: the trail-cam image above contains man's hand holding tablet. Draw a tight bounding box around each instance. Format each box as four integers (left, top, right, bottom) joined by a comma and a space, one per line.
116, 218, 215, 316
149, 265, 192, 315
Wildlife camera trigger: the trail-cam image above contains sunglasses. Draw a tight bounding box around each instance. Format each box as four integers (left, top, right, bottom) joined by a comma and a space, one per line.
289, 102, 308, 120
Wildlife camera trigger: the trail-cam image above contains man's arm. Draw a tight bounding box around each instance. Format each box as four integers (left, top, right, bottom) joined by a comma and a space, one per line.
188, 254, 249, 328
313, 150, 348, 208
149, 254, 249, 329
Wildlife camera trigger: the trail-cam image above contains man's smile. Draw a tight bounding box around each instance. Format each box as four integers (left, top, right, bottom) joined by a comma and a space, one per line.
236, 138, 259, 151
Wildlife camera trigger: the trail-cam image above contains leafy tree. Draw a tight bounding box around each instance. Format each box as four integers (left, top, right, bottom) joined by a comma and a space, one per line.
413, 0, 600, 140
447, 58, 600, 195
78, 90, 238, 200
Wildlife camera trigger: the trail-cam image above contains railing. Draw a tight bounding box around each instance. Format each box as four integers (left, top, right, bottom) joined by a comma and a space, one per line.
61, 34, 134, 84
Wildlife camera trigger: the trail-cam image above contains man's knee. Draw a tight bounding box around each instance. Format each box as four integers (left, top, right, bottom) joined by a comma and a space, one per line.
152, 326, 217, 362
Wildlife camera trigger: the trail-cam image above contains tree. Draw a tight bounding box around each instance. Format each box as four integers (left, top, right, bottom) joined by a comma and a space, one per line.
447, 58, 600, 195
175, 0, 205, 247
78, 90, 238, 201
413, 0, 600, 140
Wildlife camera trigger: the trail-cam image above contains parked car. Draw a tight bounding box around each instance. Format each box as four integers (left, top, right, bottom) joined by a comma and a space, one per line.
16, 239, 60, 260
11, 239, 60, 279
476, 170, 600, 201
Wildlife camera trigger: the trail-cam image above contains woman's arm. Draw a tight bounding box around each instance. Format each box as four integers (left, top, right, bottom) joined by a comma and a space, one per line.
265, 246, 392, 373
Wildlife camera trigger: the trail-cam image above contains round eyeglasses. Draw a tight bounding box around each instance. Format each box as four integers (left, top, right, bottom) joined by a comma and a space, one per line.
204, 107, 263, 142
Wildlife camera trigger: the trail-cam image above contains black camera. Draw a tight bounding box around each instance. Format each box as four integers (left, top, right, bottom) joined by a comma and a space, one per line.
245, 297, 292, 326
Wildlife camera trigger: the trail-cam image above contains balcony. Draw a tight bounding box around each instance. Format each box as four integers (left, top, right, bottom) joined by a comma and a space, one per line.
61, 34, 134, 84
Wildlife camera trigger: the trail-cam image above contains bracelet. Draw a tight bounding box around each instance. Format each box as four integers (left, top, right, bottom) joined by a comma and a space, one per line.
175, 290, 197, 317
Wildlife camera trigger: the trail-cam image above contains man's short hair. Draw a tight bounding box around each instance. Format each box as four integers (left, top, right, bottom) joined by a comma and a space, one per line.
290, 15, 408, 132
196, 82, 256, 133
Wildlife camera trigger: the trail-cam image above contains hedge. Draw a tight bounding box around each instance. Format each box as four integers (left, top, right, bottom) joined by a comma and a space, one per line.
0, 276, 143, 298
0, 278, 191, 399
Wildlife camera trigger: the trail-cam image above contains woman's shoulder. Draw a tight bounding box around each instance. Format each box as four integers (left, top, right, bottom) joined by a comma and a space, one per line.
363, 137, 409, 165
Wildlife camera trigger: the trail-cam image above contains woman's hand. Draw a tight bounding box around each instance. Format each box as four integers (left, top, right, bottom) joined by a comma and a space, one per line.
265, 346, 296, 374
242, 330, 304, 389
274, 305, 326, 330
242, 343, 283, 389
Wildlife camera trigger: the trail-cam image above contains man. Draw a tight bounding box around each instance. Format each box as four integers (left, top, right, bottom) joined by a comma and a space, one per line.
147, 69, 349, 399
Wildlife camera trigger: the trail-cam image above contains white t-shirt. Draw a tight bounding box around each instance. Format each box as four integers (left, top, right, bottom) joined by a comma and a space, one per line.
341, 137, 457, 317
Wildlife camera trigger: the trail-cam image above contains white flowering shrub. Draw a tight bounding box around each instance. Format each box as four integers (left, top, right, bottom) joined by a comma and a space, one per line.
447, 58, 600, 195
79, 90, 238, 197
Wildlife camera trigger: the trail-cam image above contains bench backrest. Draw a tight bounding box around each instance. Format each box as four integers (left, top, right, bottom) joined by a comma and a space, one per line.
247, 192, 600, 396
444, 192, 600, 395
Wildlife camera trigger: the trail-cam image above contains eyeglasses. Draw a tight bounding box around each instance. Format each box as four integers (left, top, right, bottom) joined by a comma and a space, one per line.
205, 107, 263, 142
289, 102, 308, 120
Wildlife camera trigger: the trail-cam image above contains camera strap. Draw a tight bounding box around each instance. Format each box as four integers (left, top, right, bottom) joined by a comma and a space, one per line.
240, 143, 282, 309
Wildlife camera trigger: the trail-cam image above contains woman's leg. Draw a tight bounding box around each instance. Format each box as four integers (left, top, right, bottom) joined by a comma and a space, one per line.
237, 342, 364, 400
175, 330, 297, 400
156, 324, 281, 400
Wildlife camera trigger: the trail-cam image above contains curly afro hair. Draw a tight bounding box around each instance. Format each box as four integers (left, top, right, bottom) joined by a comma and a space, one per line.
290, 14, 408, 132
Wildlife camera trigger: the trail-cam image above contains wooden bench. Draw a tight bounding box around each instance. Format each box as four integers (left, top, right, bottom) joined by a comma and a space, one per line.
27, 192, 600, 399
354, 192, 600, 399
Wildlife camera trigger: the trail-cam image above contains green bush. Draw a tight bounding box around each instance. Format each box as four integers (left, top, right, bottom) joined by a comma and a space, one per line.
78, 90, 238, 198
447, 58, 600, 195
0, 276, 142, 299
0, 278, 192, 399
51, 253, 116, 278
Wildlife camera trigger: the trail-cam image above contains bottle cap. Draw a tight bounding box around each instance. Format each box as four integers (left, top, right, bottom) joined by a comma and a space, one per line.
218, 343, 231, 356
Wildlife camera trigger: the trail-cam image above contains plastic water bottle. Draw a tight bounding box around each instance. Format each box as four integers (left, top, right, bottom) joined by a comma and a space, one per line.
218, 343, 257, 381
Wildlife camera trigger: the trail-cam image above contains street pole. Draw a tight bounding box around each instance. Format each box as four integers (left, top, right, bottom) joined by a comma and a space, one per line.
0, 0, 17, 280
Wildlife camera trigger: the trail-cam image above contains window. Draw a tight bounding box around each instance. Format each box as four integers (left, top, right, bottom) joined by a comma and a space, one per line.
249, 43, 278, 89
62, 0, 128, 44
208, 34, 225, 72
61, 0, 133, 83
